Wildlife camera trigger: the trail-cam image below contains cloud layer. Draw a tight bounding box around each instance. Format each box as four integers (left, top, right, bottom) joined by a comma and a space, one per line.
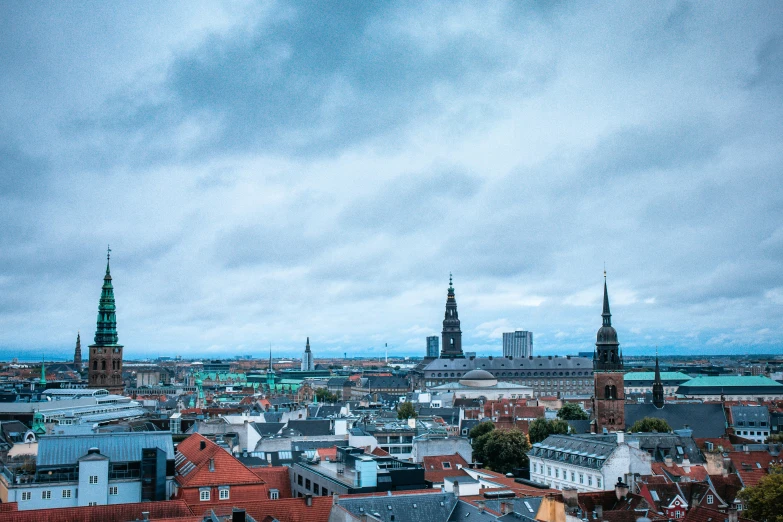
1, 1, 782, 359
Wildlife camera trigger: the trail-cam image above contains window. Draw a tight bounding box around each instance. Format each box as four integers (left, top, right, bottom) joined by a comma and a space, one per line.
322, 488, 329, 496
270, 489, 280, 500
109, 486, 118, 496
571, 471, 575, 482
597, 478, 601, 488
442, 462, 452, 469
21, 492, 31, 501
547, 466, 552, 476
88, 502, 97, 506
297, 475, 303, 486
305, 479, 311, 490
313, 484, 320, 495
555, 468, 559, 478
89, 475, 98, 484
579, 474, 584, 484
62, 489, 71, 498
707, 494, 713, 505
42, 490, 51, 500
200, 490, 211, 501
219, 489, 229, 500
588, 476, 593, 486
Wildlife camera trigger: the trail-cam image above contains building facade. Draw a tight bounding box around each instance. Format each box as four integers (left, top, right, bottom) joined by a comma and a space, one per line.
502, 331, 533, 358
675, 375, 783, 401
730, 405, 770, 443
301, 338, 314, 372
88, 249, 124, 394
623, 370, 691, 396
528, 432, 651, 492
0, 431, 174, 510
440, 274, 463, 359
592, 277, 625, 433
426, 336, 439, 358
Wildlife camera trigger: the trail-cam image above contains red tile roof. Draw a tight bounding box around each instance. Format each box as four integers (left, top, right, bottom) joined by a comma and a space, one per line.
683, 506, 756, 522
251, 466, 292, 498
176, 433, 266, 488
651, 461, 709, 482
422, 453, 470, 484
728, 450, 783, 487
0, 501, 193, 522
191, 496, 333, 522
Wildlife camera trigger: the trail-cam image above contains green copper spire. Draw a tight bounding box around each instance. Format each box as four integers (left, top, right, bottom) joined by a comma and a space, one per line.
32, 411, 46, 435
94, 245, 119, 345
40, 356, 46, 385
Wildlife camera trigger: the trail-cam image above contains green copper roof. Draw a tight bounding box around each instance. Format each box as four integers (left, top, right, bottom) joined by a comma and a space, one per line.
624, 371, 692, 381
680, 375, 783, 388
93, 247, 120, 346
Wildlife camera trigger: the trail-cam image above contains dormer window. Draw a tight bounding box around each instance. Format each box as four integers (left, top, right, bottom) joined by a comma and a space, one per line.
442, 462, 451, 469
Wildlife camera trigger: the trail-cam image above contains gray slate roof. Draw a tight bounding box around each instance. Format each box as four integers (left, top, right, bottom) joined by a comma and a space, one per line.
251, 422, 284, 436
531, 435, 615, 468
286, 419, 332, 436
37, 431, 174, 466
625, 403, 727, 438
337, 492, 458, 522
731, 405, 770, 427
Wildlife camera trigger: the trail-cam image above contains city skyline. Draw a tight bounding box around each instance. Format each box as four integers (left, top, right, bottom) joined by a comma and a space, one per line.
2, 3, 782, 358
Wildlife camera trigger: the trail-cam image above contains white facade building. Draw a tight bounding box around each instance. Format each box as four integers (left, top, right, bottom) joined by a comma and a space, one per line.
528, 432, 651, 493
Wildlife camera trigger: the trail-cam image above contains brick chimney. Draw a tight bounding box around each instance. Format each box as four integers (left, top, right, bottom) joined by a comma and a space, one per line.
453, 480, 460, 498
305, 494, 313, 507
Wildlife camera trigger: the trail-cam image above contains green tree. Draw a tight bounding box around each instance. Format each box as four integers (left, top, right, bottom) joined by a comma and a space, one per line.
315, 388, 338, 403
528, 417, 570, 444
469, 422, 496, 465
628, 417, 671, 433
737, 465, 783, 522
478, 429, 531, 474
397, 401, 417, 420
557, 403, 588, 421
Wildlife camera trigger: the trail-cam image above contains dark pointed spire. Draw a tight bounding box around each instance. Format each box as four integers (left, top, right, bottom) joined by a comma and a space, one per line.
441, 273, 464, 358
448, 272, 454, 293
602, 272, 612, 327
652, 348, 664, 408
305, 337, 311, 352
74, 331, 82, 366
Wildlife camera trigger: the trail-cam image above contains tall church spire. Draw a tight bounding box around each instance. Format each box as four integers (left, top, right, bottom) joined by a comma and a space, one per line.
88, 246, 124, 394
301, 337, 314, 371
652, 349, 665, 409
593, 272, 622, 371
440, 273, 464, 358
74, 331, 82, 367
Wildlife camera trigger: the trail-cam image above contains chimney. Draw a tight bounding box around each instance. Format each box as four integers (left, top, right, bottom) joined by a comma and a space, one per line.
476, 500, 485, 513
200, 440, 207, 451
562, 487, 578, 509
728, 507, 739, 522
616, 431, 625, 444
665, 455, 673, 467
141, 512, 150, 521
209, 458, 215, 472
305, 494, 313, 507
232, 508, 246, 522
595, 505, 603, 519
453, 481, 460, 498
682, 454, 691, 473
333, 494, 339, 505
501, 501, 513, 515
615, 477, 629, 500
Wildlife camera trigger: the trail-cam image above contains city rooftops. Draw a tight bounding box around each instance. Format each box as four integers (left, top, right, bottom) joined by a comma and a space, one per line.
677, 375, 783, 395
37, 431, 174, 467
624, 372, 692, 383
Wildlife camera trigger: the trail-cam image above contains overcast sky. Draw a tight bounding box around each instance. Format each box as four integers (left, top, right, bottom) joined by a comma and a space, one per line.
1, 1, 782, 360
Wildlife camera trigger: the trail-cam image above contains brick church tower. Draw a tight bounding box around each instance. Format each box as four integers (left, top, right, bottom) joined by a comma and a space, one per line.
88, 247, 125, 394
592, 274, 625, 432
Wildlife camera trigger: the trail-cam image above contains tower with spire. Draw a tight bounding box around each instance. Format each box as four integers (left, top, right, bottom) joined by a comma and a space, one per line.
73, 332, 82, 368
440, 273, 464, 358
592, 272, 625, 433
301, 337, 314, 371
87, 246, 125, 394
652, 350, 665, 409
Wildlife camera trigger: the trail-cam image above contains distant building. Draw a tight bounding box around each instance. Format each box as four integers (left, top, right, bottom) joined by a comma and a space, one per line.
301, 337, 314, 372
624, 370, 691, 396
73, 332, 82, 368
426, 336, 439, 358
428, 369, 533, 401
502, 330, 533, 358
676, 375, 783, 401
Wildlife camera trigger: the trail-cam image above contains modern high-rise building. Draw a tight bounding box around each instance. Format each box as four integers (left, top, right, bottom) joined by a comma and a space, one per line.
301, 337, 314, 371
426, 336, 439, 358
88, 247, 124, 394
502, 330, 533, 358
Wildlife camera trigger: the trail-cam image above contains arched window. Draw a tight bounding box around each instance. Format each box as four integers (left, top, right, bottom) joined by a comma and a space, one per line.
101, 360, 106, 370
93, 361, 98, 370
604, 385, 617, 399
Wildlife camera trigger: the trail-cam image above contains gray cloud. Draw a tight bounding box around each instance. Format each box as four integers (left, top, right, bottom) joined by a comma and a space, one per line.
1, 1, 783, 358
